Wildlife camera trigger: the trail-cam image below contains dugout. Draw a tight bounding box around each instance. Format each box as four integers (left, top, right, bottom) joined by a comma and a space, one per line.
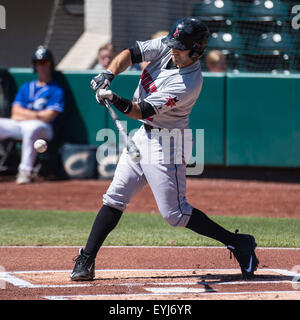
0, 69, 82, 178
1, 69, 300, 180
0, 69, 19, 172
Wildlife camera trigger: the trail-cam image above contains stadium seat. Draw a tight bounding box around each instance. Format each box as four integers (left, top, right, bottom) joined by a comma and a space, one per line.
200, 17, 233, 34
207, 32, 246, 52
193, 0, 240, 18
248, 32, 296, 54
239, 53, 288, 72
225, 52, 242, 71
291, 55, 300, 72
235, 19, 284, 36
240, 0, 292, 20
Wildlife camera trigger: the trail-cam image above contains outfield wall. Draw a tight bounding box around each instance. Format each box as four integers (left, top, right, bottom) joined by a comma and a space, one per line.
3, 69, 300, 168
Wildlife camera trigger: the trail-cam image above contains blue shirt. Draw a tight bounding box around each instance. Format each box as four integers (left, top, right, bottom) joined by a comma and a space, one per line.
13, 80, 65, 124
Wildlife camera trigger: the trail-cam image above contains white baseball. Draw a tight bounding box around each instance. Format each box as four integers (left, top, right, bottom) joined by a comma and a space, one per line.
34, 139, 48, 153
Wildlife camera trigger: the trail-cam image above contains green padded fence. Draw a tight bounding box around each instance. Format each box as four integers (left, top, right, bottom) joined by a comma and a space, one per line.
226, 73, 300, 167
4, 68, 300, 168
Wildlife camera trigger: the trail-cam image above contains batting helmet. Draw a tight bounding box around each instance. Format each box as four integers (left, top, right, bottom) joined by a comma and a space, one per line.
163, 17, 210, 60
32, 45, 55, 72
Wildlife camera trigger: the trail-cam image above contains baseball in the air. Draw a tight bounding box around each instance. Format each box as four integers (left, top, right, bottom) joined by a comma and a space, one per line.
34, 139, 48, 153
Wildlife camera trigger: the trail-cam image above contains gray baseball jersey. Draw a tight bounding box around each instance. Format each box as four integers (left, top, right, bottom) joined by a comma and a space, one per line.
135, 36, 203, 130
103, 36, 204, 227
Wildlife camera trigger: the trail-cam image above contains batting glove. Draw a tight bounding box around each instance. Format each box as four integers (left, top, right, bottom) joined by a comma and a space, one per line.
96, 89, 133, 114
96, 89, 114, 104
91, 70, 115, 92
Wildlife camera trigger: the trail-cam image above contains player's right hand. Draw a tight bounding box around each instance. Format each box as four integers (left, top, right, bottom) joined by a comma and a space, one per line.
96, 89, 114, 105
90, 70, 115, 92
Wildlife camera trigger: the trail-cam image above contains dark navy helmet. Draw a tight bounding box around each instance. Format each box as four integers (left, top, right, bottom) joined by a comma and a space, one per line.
32, 45, 55, 72
163, 17, 210, 59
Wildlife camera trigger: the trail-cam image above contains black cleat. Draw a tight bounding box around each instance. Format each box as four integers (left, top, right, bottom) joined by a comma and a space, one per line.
70, 248, 95, 281
227, 231, 259, 279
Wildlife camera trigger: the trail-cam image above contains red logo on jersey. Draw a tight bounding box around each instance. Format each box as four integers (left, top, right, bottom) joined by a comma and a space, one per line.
165, 96, 178, 108
141, 69, 157, 94
173, 28, 179, 38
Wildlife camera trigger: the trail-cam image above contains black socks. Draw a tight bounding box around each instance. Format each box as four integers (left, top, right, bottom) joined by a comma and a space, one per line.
186, 208, 237, 246
83, 205, 237, 259
83, 205, 122, 258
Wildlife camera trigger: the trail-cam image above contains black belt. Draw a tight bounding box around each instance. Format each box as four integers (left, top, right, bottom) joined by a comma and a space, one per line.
144, 123, 162, 132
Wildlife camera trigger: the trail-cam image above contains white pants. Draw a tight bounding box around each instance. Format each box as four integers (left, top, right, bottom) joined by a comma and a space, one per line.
103, 125, 194, 227
0, 118, 53, 172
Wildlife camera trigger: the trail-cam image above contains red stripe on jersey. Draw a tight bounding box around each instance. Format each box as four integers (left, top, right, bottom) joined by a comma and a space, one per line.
141, 69, 157, 94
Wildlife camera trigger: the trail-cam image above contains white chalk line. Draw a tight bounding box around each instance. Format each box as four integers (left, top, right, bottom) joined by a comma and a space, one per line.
1, 268, 299, 290
0, 245, 299, 250
1, 246, 298, 299
44, 290, 300, 301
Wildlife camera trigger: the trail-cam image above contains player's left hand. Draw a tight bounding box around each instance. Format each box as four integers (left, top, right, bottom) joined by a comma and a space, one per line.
96, 89, 114, 105
91, 70, 115, 92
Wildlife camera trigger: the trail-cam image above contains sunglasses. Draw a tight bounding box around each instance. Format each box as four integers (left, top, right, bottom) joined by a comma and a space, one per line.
35, 60, 51, 66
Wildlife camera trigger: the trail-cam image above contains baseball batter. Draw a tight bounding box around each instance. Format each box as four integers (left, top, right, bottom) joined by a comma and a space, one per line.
71, 17, 259, 281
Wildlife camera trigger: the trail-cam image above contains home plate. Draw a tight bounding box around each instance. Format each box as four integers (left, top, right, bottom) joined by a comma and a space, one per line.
145, 287, 215, 294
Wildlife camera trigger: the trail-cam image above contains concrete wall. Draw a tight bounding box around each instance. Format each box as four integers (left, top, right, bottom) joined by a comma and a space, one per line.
85, 0, 112, 34
0, 0, 54, 67
0, 0, 83, 68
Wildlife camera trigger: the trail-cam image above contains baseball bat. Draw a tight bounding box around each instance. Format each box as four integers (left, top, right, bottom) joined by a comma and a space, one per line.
96, 95, 141, 162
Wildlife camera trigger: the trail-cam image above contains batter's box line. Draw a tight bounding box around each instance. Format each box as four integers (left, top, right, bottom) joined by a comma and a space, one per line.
10, 267, 299, 274
0, 272, 94, 289
43, 290, 300, 301
2, 268, 299, 289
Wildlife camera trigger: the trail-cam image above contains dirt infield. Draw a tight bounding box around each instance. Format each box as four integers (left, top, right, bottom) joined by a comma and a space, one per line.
0, 177, 299, 300
0, 246, 300, 300
1, 177, 300, 218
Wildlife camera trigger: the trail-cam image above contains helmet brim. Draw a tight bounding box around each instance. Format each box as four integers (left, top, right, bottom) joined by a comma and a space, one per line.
162, 36, 189, 51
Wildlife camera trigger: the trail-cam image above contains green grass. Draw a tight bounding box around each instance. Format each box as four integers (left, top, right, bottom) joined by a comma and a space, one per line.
0, 209, 299, 247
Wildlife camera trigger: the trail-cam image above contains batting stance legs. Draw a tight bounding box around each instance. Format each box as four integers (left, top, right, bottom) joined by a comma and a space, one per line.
70, 126, 257, 281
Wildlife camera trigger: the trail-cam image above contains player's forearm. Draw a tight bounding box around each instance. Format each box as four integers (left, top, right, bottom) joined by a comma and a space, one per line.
110, 95, 142, 119
36, 109, 59, 123
11, 105, 58, 122
107, 49, 132, 76
11, 105, 37, 121
126, 102, 142, 119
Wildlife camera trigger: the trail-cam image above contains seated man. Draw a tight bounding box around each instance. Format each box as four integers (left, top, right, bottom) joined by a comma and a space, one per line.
0, 46, 65, 184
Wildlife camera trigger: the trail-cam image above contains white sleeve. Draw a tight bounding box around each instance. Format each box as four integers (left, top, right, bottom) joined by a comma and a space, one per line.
137, 37, 168, 62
